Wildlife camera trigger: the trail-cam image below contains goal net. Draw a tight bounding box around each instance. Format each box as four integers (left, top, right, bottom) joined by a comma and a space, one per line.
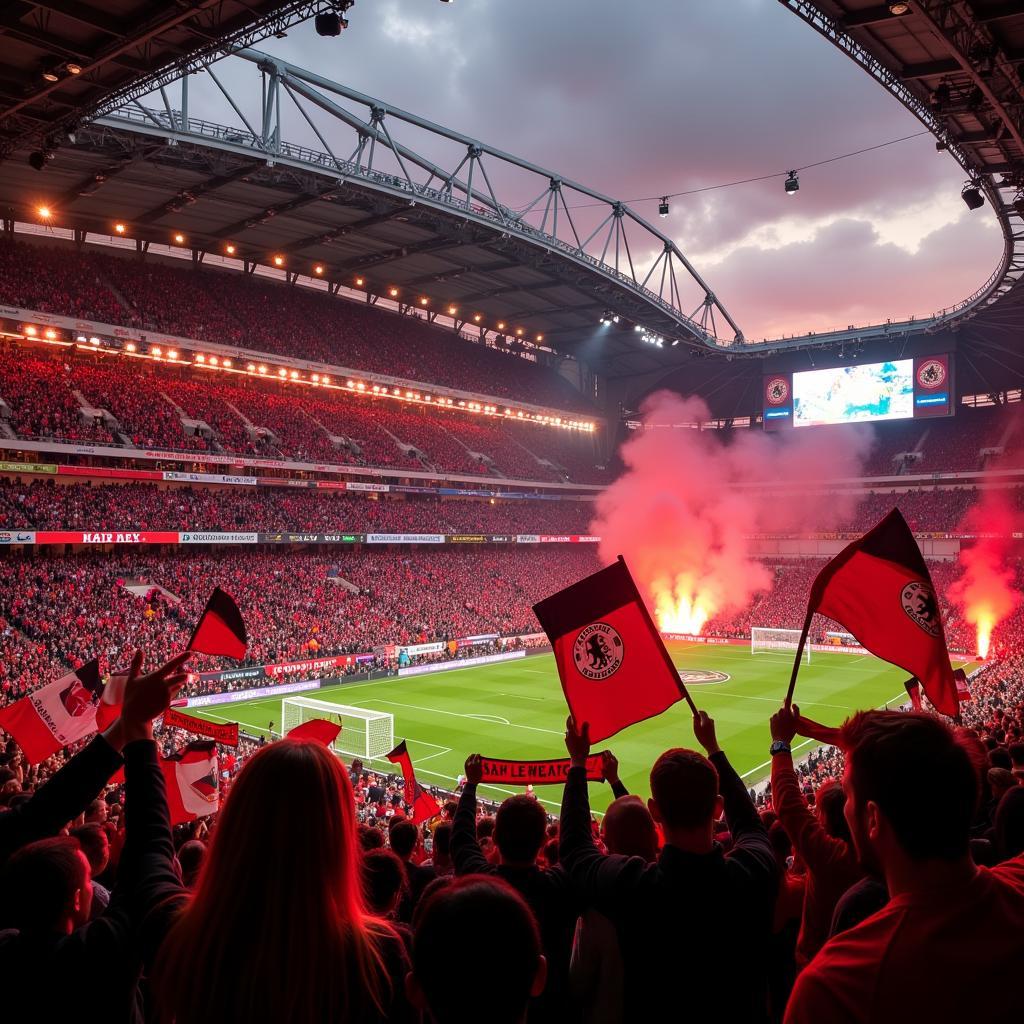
751, 627, 810, 663
281, 697, 395, 760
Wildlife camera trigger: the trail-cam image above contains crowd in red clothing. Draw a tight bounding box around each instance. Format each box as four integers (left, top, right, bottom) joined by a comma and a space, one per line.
0, 237, 593, 413
0, 345, 606, 482
0, 479, 594, 534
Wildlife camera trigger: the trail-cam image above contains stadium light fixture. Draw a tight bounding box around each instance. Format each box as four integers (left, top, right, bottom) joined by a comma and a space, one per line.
273, 254, 284, 267
125, 342, 137, 352
784, 171, 799, 196
223, 359, 232, 368
246, 363, 256, 372
173, 232, 185, 244
888, 2, 910, 14
497, 321, 506, 331
114, 222, 126, 234
66, 62, 82, 75
536, 334, 543, 342
419, 296, 429, 305
961, 182, 985, 210
196, 354, 206, 363
658, 197, 669, 218
151, 346, 162, 357
473, 313, 482, 322
448, 305, 457, 315
37, 205, 52, 220
612, 314, 620, 324
389, 287, 399, 297
167, 349, 178, 360
258, 365, 267, 374
23, 325, 37, 336
313, 264, 324, 275
209, 356, 219, 366
515, 328, 524, 336
355, 276, 364, 287
40, 60, 61, 82
225, 243, 236, 255
44, 328, 57, 340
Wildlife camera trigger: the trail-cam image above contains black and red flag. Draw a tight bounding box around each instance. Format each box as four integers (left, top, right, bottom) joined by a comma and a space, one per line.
785, 509, 958, 717
188, 587, 248, 660
386, 740, 441, 825
0, 661, 102, 764
160, 741, 220, 825
533, 556, 696, 745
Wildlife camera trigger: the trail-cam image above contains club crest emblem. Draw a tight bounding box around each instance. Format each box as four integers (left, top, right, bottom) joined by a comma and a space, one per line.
916, 359, 946, 389
573, 622, 624, 681
766, 377, 789, 405
901, 581, 940, 637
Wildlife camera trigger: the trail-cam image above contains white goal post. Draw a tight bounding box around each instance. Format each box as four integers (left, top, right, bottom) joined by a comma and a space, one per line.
751, 627, 810, 663
281, 697, 395, 761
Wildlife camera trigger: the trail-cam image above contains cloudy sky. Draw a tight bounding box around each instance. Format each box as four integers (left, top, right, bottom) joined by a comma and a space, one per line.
178, 0, 1002, 342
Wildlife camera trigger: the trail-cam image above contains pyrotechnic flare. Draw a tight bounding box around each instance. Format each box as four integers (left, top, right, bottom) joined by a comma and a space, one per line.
592, 391, 871, 634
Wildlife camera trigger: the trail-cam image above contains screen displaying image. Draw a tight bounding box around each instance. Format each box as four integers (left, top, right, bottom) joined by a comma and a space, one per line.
793, 359, 914, 427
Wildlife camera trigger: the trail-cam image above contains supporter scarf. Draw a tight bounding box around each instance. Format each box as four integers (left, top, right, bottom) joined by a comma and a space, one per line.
386, 740, 441, 824
286, 718, 341, 746
478, 754, 607, 786
164, 707, 239, 746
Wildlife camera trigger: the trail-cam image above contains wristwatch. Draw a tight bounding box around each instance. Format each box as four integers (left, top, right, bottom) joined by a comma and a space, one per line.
770, 740, 792, 756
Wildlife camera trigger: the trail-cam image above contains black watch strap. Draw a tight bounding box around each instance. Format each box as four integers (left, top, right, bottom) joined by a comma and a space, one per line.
770, 740, 792, 756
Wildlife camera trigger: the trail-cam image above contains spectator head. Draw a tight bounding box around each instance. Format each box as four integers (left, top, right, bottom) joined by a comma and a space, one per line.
69, 822, 110, 877
358, 823, 385, 851
85, 797, 108, 824
815, 780, 853, 845
494, 795, 547, 866
153, 738, 395, 1023
0, 837, 91, 934
476, 816, 495, 841
601, 795, 658, 862
989, 747, 1013, 771
408, 876, 545, 1024
994, 784, 1024, 861
442, 800, 458, 821
840, 711, 977, 869
648, 748, 722, 838
388, 819, 418, 860
432, 822, 453, 867
177, 840, 207, 889
361, 849, 407, 916
1009, 742, 1024, 771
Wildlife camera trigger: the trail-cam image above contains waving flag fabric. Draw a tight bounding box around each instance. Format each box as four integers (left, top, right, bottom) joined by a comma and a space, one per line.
286, 718, 341, 747
786, 509, 958, 716
386, 740, 441, 824
188, 587, 248, 660
0, 661, 102, 764
533, 556, 694, 744
160, 741, 220, 825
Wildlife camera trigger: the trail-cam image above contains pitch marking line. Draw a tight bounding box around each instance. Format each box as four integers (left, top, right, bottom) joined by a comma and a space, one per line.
696, 691, 852, 711
362, 699, 564, 737
498, 692, 546, 701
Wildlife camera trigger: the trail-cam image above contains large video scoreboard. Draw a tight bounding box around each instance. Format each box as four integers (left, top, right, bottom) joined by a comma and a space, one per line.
762, 354, 952, 431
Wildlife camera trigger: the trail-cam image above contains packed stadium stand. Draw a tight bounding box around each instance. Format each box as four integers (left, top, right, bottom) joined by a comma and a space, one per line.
0, 237, 593, 412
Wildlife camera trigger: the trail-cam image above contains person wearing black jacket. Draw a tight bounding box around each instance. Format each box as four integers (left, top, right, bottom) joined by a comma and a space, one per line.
559, 711, 777, 1023
0, 651, 190, 1024
454, 754, 581, 1020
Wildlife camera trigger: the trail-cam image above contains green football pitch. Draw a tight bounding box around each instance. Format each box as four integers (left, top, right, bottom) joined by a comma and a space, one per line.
191, 641, 977, 814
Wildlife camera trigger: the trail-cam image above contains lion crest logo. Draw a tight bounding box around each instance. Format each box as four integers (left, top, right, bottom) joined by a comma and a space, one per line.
766, 378, 789, 405
916, 359, 946, 390
901, 581, 941, 637
573, 622, 624, 681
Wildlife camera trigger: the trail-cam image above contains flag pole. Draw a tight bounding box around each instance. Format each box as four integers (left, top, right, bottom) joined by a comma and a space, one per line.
784, 609, 814, 709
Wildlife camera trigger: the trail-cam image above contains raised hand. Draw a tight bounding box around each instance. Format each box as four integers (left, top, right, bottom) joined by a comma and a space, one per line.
600, 750, 619, 785
565, 716, 591, 766
107, 650, 192, 748
692, 709, 721, 755
464, 753, 483, 786
770, 703, 800, 745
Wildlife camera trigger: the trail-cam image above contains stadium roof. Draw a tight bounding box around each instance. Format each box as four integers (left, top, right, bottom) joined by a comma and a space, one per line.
0, 46, 748, 380
0, 2, 339, 159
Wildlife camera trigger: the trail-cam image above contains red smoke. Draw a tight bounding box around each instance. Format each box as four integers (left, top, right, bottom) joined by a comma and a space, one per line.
948, 489, 1020, 659
592, 391, 871, 634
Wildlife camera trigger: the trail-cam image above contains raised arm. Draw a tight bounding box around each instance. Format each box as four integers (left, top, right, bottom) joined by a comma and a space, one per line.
450, 754, 492, 875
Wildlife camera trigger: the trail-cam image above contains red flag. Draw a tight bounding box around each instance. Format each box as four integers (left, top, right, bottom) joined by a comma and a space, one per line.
386, 740, 440, 825
786, 509, 958, 717
160, 741, 220, 825
286, 719, 341, 746
188, 588, 247, 659
0, 661, 102, 764
532, 556, 693, 744
954, 668, 972, 703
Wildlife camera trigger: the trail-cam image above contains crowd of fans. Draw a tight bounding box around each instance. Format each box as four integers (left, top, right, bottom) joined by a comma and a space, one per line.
0, 479, 594, 534
0, 345, 606, 482
0, 237, 593, 412
2, 644, 1022, 1022
0, 547, 601, 702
